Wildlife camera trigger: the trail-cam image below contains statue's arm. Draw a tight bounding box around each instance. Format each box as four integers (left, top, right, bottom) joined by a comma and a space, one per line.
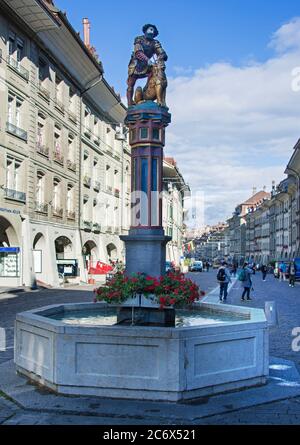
134, 37, 149, 63
154, 40, 168, 61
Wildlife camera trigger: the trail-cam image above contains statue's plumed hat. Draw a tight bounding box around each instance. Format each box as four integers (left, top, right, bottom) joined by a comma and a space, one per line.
142, 24, 159, 38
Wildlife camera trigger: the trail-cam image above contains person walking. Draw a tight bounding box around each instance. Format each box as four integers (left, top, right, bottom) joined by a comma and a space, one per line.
239, 262, 254, 301
261, 264, 267, 281
206, 261, 210, 273
288, 262, 296, 288
279, 262, 285, 281
217, 262, 231, 303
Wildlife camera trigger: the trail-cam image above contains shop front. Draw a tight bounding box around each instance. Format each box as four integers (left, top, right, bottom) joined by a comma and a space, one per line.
0, 213, 22, 287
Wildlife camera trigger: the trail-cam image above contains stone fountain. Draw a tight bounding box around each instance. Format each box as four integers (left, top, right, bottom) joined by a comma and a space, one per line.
14, 24, 269, 402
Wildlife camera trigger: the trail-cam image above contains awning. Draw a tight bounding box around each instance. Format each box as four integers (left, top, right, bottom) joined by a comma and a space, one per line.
2, 0, 60, 32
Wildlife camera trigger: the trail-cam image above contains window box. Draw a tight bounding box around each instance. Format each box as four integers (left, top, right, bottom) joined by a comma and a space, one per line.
53, 207, 63, 217
67, 210, 76, 220
35, 202, 48, 214
37, 143, 49, 157
6, 122, 27, 141
53, 151, 64, 165
83, 220, 93, 231
94, 181, 101, 192
4, 188, 26, 203
67, 159, 76, 172
93, 223, 101, 233
7, 55, 29, 80
83, 176, 91, 188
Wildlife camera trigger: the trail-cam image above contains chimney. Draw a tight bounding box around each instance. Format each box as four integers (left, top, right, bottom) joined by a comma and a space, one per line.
252, 187, 257, 196
272, 180, 276, 190
263, 185, 266, 192
83, 18, 91, 48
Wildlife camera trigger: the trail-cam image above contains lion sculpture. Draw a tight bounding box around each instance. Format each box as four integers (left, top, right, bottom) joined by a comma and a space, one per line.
134, 63, 167, 107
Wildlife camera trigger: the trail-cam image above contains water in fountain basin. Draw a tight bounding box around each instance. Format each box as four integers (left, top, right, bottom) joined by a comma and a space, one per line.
49, 307, 248, 327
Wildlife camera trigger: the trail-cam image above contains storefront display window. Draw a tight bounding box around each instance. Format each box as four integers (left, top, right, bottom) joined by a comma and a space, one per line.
0, 247, 20, 277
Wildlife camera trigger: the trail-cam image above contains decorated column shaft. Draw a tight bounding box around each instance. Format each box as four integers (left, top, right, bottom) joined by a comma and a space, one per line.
120, 24, 171, 277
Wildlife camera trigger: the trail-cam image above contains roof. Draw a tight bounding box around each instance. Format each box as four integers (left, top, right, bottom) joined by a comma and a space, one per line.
243, 191, 270, 206
2, 0, 60, 32
2, 0, 127, 124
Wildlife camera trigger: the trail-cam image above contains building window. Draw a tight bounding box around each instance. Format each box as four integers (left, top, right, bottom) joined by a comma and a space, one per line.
140, 128, 148, 139
55, 74, 63, 101
37, 112, 46, 149
54, 125, 63, 163
36, 171, 45, 204
53, 178, 62, 214
8, 31, 25, 61
152, 128, 160, 140
7, 93, 26, 139
68, 134, 75, 162
39, 58, 48, 82
67, 184, 75, 213
6, 156, 22, 192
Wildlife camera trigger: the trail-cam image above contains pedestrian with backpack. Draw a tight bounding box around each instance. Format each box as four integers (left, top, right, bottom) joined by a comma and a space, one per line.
217, 261, 231, 303
288, 262, 296, 288
239, 262, 254, 301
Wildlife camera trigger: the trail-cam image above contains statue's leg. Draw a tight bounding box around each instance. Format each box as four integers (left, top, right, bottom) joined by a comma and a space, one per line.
127, 76, 136, 106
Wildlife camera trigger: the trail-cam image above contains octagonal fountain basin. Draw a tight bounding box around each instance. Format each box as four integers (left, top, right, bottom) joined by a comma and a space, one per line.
15, 302, 269, 402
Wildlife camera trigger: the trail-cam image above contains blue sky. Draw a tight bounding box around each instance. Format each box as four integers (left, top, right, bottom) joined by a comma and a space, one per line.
55, 0, 300, 95
55, 1, 300, 225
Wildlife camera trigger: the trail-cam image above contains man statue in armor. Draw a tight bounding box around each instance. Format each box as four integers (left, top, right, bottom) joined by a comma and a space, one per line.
127, 24, 168, 106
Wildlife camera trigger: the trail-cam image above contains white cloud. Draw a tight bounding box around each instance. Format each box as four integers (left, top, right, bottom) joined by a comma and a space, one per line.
269, 17, 300, 53
165, 18, 300, 225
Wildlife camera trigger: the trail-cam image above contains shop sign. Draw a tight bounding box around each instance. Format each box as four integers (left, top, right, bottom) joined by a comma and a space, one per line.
0, 207, 21, 216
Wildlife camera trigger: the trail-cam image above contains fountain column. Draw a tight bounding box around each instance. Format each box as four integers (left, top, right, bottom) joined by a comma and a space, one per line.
120, 101, 171, 277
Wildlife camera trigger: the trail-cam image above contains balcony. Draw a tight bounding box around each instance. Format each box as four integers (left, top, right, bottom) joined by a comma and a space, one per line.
114, 188, 120, 198
36, 143, 49, 158
93, 181, 101, 192
53, 150, 64, 165
67, 159, 76, 172
38, 81, 50, 101
83, 220, 93, 231
67, 210, 76, 220
7, 56, 29, 80
52, 207, 63, 218
35, 202, 48, 214
93, 223, 101, 233
4, 188, 26, 203
83, 175, 91, 188
6, 122, 27, 141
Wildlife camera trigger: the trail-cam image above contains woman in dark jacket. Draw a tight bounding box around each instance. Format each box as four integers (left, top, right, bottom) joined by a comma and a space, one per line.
241, 262, 254, 301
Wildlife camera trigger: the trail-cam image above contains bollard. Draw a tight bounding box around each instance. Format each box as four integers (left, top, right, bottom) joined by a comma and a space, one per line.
265, 301, 278, 326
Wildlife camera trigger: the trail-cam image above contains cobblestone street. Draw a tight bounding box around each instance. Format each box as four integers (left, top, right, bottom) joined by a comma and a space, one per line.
0, 273, 300, 425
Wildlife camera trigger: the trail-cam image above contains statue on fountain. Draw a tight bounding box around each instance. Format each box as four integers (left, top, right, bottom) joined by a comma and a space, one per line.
127, 24, 168, 107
